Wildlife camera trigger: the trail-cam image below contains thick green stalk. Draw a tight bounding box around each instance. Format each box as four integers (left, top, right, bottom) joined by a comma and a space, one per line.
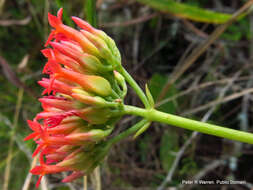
119, 67, 150, 108
124, 105, 253, 144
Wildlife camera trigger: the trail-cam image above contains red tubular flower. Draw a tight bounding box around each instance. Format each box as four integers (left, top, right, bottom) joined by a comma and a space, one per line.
38, 78, 74, 96
25, 8, 125, 187
47, 9, 100, 57
30, 153, 71, 188
24, 120, 42, 141
46, 60, 112, 96
41, 48, 85, 73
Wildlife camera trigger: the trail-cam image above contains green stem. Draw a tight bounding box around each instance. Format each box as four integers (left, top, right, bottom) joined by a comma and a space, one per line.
119, 67, 150, 108
108, 119, 149, 145
123, 105, 253, 144
84, 0, 97, 27
111, 88, 120, 99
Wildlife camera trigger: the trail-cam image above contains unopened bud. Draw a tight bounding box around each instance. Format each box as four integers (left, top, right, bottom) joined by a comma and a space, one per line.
81, 30, 112, 60
79, 107, 111, 124
80, 53, 112, 73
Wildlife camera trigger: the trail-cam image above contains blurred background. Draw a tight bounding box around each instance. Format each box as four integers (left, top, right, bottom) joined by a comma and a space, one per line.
1, 0, 253, 189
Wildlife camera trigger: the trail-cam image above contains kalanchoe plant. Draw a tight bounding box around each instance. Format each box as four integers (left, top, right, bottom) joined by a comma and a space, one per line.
25, 8, 124, 187
25, 8, 253, 187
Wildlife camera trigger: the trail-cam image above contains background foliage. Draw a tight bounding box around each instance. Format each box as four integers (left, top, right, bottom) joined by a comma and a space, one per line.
1, 0, 253, 189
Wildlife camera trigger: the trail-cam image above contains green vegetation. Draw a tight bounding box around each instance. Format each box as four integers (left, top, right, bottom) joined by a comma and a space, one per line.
1, 0, 253, 189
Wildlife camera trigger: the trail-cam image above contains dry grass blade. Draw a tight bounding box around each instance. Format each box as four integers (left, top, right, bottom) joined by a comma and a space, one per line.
157, 0, 253, 101
3, 88, 24, 190
0, 16, 31, 26
40, 177, 48, 190
0, 0, 5, 15
155, 76, 252, 107
83, 176, 87, 190
183, 88, 253, 116
91, 166, 101, 190
43, 0, 50, 39
0, 55, 37, 98
182, 19, 208, 38
22, 156, 49, 190
22, 156, 38, 190
17, 54, 29, 72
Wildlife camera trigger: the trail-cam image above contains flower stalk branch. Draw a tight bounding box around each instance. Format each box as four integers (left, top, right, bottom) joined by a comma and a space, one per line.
25, 8, 253, 188
123, 105, 253, 144
108, 119, 149, 145
118, 66, 151, 109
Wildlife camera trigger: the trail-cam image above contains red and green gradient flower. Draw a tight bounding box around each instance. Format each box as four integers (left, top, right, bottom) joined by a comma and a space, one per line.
24, 5, 253, 189
25, 8, 125, 187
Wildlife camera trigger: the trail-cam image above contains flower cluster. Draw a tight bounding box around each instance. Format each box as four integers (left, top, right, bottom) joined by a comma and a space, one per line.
25, 8, 126, 187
